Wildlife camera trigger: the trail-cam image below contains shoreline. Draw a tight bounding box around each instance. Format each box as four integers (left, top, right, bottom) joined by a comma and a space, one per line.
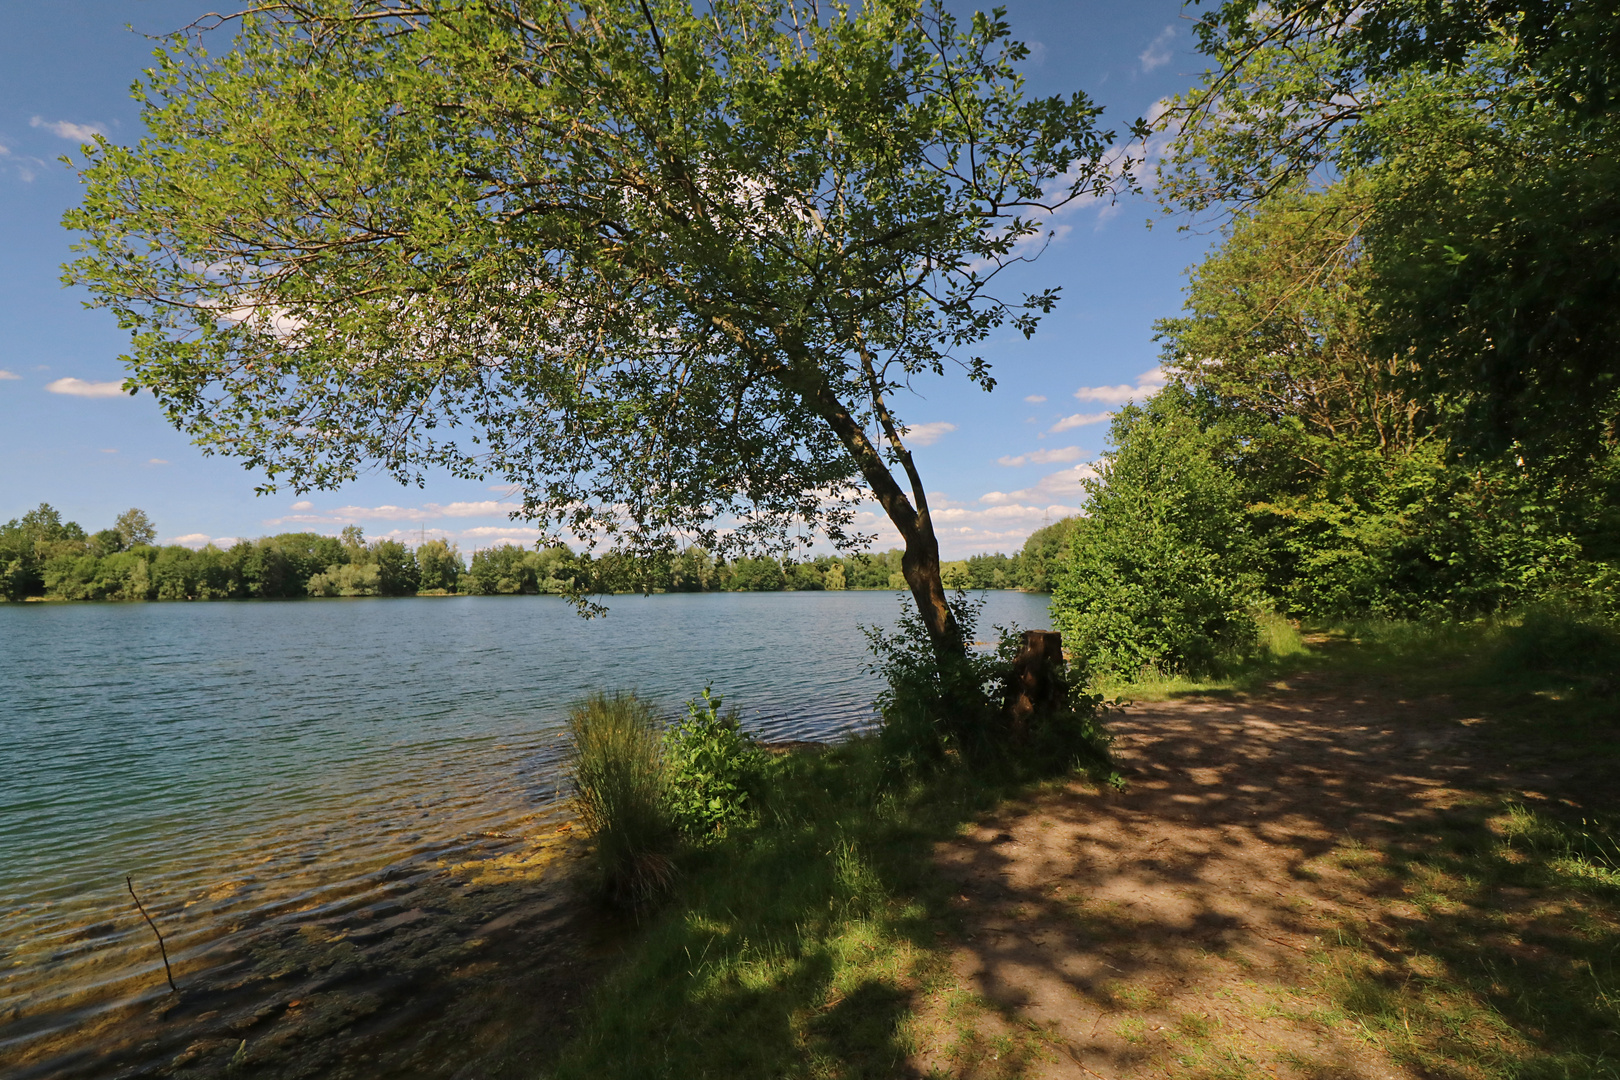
3, 822, 592, 1080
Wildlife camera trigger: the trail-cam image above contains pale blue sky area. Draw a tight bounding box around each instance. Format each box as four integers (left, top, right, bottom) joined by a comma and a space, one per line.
0, 1, 1214, 558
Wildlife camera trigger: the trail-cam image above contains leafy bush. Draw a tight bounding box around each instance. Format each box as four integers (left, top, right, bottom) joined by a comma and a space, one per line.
865, 593, 1111, 776
565, 693, 676, 907
1052, 393, 1262, 678
1492, 604, 1620, 683
663, 686, 763, 843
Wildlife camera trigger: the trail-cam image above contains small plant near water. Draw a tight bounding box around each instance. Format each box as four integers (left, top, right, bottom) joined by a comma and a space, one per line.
565, 692, 675, 907
664, 685, 763, 843
567, 686, 766, 904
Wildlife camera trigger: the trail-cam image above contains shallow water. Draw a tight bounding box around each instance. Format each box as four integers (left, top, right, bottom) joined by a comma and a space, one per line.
0, 590, 1050, 1064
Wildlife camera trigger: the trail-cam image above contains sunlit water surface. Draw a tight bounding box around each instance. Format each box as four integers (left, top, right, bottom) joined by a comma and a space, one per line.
0, 591, 1049, 1058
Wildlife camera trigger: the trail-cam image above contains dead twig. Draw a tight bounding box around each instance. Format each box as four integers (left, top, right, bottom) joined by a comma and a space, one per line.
126, 875, 177, 993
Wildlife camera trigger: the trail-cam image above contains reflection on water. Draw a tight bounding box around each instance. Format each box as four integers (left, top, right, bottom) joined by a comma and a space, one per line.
0, 590, 1050, 1067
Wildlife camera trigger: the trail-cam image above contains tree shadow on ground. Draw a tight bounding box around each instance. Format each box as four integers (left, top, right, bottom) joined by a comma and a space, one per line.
924, 682, 1620, 1079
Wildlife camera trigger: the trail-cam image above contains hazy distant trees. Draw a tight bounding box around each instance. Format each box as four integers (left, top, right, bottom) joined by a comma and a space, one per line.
2, 501, 1078, 602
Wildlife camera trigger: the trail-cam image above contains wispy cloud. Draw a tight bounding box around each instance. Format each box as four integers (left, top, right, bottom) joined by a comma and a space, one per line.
1139, 25, 1175, 72
903, 421, 957, 447
997, 445, 1084, 468
262, 498, 515, 527
148, 458, 170, 465
1048, 411, 1113, 434
0, 139, 46, 182
0, 369, 21, 380
1072, 366, 1166, 406
1023, 394, 1047, 404
979, 462, 1098, 506
31, 116, 105, 141
99, 448, 118, 454
46, 377, 126, 398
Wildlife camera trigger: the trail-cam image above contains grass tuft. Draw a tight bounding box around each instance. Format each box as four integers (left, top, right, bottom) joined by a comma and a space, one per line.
565, 692, 676, 907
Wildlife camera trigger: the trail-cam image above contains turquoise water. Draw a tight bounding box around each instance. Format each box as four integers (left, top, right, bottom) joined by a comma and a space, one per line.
0, 590, 1049, 1054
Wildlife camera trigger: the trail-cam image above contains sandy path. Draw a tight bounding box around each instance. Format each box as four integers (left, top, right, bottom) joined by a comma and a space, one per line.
917, 682, 1490, 1079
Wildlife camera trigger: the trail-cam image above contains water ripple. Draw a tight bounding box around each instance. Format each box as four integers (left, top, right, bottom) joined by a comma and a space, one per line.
0, 590, 1049, 1049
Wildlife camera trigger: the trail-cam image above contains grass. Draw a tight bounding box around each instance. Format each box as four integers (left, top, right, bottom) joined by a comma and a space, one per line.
1302, 796, 1620, 1079
565, 692, 675, 906
549, 739, 1103, 1079
549, 606, 1620, 1078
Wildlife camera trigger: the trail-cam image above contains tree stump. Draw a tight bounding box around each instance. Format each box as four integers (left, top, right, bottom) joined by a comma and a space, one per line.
1003, 630, 1065, 738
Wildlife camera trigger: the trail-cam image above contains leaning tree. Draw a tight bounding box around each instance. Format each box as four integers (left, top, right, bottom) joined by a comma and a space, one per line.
68, 0, 1137, 653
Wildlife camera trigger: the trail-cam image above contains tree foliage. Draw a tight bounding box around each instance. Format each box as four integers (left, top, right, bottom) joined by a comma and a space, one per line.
1052, 389, 1260, 678
66, 0, 1136, 650
1052, 184, 1610, 673
1161, 1, 1620, 465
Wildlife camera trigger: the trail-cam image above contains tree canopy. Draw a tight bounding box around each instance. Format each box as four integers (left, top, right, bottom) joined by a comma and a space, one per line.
66, 0, 1136, 648
1157, 0, 1620, 468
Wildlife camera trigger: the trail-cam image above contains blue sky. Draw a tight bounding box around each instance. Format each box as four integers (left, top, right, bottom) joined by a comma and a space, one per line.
0, 0, 1213, 559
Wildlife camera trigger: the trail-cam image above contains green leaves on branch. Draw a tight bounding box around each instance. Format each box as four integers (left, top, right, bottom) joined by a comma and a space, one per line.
664, 686, 763, 843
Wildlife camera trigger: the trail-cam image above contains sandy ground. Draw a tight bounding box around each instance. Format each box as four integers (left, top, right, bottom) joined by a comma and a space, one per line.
915, 680, 1499, 1079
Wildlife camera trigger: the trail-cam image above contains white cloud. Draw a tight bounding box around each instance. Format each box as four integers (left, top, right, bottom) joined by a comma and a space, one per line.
1139, 26, 1175, 72
99, 448, 117, 454
0, 369, 20, 380
148, 458, 170, 465
997, 445, 1084, 467
1048, 411, 1113, 433
441, 500, 508, 517
980, 463, 1098, 506
46, 377, 126, 398
31, 116, 105, 142
458, 525, 537, 539
165, 533, 214, 549
903, 421, 957, 447
262, 498, 515, 528
1072, 366, 1166, 406
1023, 394, 1047, 404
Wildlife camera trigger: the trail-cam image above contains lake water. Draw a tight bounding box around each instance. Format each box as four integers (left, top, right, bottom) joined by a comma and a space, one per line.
0, 590, 1050, 1068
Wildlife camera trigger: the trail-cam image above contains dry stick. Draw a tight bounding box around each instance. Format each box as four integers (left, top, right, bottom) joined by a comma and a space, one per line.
126, 875, 177, 993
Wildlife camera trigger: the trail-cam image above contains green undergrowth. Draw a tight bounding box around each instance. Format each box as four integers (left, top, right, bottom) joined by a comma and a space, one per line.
1089, 610, 1314, 699
1100, 604, 1618, 722
1309, 797, 1620, 1079
549, 738, 1104, 1080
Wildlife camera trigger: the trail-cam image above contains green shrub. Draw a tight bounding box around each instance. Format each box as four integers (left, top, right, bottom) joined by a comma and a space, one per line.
1493, 603, 1620, 681
865, 593, 1111, 776
565, 692, 676, 906
663, 686, 763, 843
1052, 393, 1262, 678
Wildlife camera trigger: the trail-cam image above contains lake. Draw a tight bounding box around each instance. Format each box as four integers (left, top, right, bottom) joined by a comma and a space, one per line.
0, 590, 1050, 1070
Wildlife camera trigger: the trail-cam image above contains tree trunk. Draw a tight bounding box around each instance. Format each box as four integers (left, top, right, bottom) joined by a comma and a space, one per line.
897, 515, 962, 657
772, 351, 964, 658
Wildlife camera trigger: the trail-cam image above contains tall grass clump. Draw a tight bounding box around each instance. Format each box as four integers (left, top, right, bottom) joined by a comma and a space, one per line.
565, 692, 675, 907
1491, 602, 1620, 686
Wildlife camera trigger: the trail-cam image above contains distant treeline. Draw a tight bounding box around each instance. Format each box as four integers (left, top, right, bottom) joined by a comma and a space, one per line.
1, 504, 1076, 602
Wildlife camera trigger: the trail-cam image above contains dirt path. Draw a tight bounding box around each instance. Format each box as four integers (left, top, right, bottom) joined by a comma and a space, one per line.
915, 681, 1499, 1079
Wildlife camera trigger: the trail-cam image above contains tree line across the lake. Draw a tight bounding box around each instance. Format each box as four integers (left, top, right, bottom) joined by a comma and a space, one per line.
0, 504, 1076, 602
